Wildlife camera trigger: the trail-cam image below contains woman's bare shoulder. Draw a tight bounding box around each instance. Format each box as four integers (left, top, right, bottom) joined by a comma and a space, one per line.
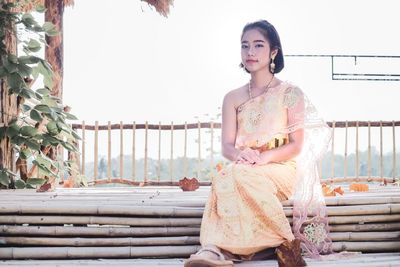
223, 84, 248, 108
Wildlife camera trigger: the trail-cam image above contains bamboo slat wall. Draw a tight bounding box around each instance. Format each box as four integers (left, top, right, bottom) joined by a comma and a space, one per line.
70, 121, 400, 186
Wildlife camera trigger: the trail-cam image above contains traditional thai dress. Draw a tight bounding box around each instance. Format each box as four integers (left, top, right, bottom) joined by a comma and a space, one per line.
200, 81, 333, 258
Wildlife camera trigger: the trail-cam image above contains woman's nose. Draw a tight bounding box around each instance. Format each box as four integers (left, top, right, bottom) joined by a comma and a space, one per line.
247, 47, 255, 56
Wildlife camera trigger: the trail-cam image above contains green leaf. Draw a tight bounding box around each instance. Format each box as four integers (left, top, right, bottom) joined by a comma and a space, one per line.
0, 66, 7, 78
22, 104, 31, 112
20, 88, 35, 99
8, 54, 18, 64
36, 88, 50, 96
30, 109, 43, 122
71, 130, 81, 140
35, 4, 46, 13
25, 183, 35, 189
34, 104, 52, 114
17, 63, 33, 77
61, 141, 78, 152
46, 121, 59, 136
20, 126, 38, 137
18, 55, 40, 65
11, 136, 26, 146
26, 39, 41, 52
6, 124, 19, 137
0, 171, 10, 186
65, 112, 78, 120
43, 22, 58, 36
21, 14, 36, 26
7, 72, 24, 90
0, 127, 6, 139
26, 178, 46, 186
15, 179, 26, 189
24, 139, 41, 151
20, 148, 32, 160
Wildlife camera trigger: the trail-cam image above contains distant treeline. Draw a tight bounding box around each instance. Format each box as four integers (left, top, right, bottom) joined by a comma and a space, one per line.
83, 147, 399, 182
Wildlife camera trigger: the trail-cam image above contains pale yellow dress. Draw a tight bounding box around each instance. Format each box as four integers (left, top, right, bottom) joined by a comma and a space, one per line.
200, 82, 301, 257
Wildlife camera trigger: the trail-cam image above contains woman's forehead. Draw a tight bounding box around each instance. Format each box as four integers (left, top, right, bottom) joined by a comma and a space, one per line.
241, 29, 267, 42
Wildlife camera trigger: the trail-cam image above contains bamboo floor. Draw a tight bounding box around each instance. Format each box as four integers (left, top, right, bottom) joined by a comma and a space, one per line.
0, 184, 399, 266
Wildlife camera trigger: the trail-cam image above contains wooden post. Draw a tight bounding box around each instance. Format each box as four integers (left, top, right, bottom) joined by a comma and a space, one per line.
107, 121, 111, 181
157, 122, 161, 182
184, 122, 188, 177
356, 121, 359, 178
344, 121, 348, 178
94, 121, 99, 181
132, 122, 136, 181
81, 121, 86, 175
144, 121, 148, 183
197, 122, 201, 179
331, 121, 335, 179
170, 122, 174, 182
210, 121, 214, 179
380, 121, 384, 180
368, 121, 371, 178
120, 121, 123, 179
393, 121, 396, 182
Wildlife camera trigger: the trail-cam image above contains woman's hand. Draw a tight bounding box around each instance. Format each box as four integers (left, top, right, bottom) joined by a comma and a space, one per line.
235, 148, 261, 164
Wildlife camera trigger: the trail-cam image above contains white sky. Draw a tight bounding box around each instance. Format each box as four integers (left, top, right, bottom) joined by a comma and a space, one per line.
62, 0, 400, 125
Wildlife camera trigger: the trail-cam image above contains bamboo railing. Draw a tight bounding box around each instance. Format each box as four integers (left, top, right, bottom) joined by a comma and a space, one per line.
70, 121, 400, 186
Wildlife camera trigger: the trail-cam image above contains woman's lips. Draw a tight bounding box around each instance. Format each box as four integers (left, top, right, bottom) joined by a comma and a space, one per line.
246, 60, 258, 64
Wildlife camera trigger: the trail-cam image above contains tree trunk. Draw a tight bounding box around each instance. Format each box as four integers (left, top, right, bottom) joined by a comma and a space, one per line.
39, 0, 65, 191
0, 20, 18, 188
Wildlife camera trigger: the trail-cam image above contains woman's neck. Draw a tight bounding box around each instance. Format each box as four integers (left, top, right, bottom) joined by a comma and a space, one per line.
250, 69, 274, 89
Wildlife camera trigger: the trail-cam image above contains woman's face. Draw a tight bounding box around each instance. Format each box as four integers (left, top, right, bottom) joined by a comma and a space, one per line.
241, 29, 275, 73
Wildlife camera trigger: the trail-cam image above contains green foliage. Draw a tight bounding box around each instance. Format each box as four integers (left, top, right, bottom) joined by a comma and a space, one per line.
0, 1, 80, 189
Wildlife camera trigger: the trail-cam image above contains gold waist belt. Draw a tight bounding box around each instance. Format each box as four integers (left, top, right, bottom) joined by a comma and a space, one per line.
251, 137, 288, 153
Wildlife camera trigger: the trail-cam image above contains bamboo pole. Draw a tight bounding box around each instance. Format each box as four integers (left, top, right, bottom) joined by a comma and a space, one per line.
94, 121, 98, 181
120, 121, 123, 179
170, 121, 174, 182
184, 122, 188, 177
0, 246, 201, 259
158, 122, 161, 182
0, 225, 201, 237
380, 120, 384, 180
356, 121, 359, 177
332, 241, 400, 252
329, 223, 400, 232
132, 121, 136, 181
0, 215, 202, 226
210, 121, 214, 178
144, 121, 148, 183
0, 236, 200, 247
82, 120, 85, 175
368, 121, 371, 178
344, 121, 348, 178
331, 121, 335, 179
107, 121, 111, 181
393, 121, 396, 182
330, 231, 400, 241
197, 121, 201, 179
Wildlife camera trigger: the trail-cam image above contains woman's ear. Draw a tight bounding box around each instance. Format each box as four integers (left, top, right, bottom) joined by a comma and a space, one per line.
271, 49, 278, 59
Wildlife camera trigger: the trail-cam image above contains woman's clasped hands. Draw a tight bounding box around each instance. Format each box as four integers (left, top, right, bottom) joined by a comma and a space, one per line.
235, 148, 271, 165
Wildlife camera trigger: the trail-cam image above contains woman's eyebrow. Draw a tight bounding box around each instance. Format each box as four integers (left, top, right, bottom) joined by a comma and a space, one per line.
241, 40, 265, 43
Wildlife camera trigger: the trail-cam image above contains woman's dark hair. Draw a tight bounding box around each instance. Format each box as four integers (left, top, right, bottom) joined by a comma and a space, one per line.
240, 20, 284, 74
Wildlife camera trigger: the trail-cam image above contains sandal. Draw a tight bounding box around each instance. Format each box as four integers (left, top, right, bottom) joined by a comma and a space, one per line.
184, 246, 234, 267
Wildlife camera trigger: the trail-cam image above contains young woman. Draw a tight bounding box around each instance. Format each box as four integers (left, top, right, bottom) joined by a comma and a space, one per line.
185, 20, 332, 267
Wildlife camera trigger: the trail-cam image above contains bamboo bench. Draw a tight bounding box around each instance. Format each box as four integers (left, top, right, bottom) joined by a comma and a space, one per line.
0, 185, 399, 260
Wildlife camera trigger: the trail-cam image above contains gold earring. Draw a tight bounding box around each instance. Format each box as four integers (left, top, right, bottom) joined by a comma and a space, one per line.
270, 56, 276, 73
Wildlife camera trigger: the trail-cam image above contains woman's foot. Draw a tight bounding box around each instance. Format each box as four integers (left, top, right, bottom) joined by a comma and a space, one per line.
184, 245, 234, 267
276, 239, 307, 267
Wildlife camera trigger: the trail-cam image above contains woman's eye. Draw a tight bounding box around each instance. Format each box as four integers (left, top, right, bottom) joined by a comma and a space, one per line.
255, 44, 264, 48
241, 44, 249, 49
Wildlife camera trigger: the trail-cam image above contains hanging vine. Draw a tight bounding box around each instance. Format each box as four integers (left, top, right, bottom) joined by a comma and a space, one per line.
0, 0, 80, 189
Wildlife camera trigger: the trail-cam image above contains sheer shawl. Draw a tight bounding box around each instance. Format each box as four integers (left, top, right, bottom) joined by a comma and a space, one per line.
281, 84, 333, 258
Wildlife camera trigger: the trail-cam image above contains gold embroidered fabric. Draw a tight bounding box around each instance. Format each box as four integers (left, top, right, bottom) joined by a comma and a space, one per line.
200, 82, 299, 256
